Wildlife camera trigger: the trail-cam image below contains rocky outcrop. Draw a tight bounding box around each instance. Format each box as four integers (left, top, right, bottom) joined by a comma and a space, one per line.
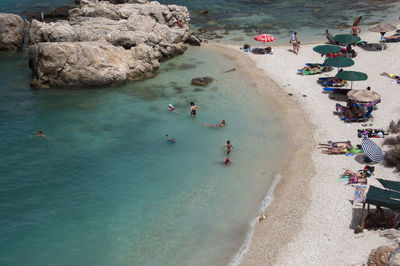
0, 13, 25, 51
368, 245, 395, 266
29, 41, 160, 88
389, 245, 400, 266
28, 0, 196, 88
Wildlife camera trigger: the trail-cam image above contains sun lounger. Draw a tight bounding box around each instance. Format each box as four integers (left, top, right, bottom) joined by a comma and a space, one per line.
324, 87, 351, 94
318, 77, 347, 87
343, 107, 374, 122
297, 63, 325, 75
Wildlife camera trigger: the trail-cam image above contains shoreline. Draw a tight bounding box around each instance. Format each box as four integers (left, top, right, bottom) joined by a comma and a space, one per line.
204, 42, 316, 265
206, 23, 400, 265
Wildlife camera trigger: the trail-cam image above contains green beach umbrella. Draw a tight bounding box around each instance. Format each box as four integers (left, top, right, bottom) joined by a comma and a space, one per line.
324, 57, 354, 68
336, 70, 368, 89
313, 45, 341, 54
333, 34, 361, 44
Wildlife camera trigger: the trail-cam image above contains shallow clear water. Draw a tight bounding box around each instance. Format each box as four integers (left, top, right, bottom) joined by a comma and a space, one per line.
0, 47, 287, 265
1, 0, 399, 265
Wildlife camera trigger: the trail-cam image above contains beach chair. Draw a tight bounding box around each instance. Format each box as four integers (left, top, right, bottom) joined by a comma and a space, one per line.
324, 87, 351, 94
343, 107, 374, 122
318, 77, 347, 87
297, 63, 325, 75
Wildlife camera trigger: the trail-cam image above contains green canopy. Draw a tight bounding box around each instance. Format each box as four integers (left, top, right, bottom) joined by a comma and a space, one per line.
366, 186, 400, 212
324, 57, 354, 68
333, 34, 361, 44
313, 45, 341, 54
336, 71, 368, 81
378, 179, 400, 192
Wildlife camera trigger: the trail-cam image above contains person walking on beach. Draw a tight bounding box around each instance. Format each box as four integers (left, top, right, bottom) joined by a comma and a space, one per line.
190, 102, 199, 116
222, 140, 233, 156
295, 41, 300, 55
289, 32, 298, 54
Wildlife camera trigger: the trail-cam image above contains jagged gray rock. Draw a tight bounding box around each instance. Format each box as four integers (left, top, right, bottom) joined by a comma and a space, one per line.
0, 13, 25, 51
28, 0, 196, 88
389, 244, 400, 266
29, 41, 160, 88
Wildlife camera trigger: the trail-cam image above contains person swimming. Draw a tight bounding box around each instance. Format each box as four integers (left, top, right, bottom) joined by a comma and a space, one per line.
168, 104, 176, 111
33, 130, 47, 138
165, 134, 176, 144
190, 102, 199, 116
202, 120, 226, 128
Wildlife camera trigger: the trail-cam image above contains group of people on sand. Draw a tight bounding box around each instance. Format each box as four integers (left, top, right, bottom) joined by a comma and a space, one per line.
318, 141, 354, 155
240, 44, 273, 55
343, 100, 364, 120
167, 101, 233, 165
319, 141, 374, 185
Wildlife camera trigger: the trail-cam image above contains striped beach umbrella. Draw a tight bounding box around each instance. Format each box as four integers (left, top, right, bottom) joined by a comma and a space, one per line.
254, 34, 276, 43
361, 138, 384, 163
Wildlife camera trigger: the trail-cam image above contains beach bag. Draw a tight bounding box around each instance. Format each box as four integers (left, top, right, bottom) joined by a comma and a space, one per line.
364, 165, 375, 174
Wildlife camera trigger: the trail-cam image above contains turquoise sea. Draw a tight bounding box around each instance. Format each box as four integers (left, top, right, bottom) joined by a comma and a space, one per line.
1, 0, 400, 265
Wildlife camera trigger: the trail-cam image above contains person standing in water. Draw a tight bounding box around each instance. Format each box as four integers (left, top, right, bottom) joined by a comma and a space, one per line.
289, 32, 298, 54
190, 102, 199, 116
166, 134, 176, 144
222, 140, 233, 156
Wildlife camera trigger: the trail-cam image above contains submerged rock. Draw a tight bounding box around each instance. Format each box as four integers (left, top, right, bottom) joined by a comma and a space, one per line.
191, 77, 213, 86
0, 13, 25, 51
28, 0, 194, 88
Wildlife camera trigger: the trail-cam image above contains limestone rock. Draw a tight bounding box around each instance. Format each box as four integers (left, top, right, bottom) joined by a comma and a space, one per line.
0, 13, 25, 51
389, 245, 400, 266
29, 41, 160, 88
368, 245, 395, 266
185, 34, 201, 46
27, 0, 194, 88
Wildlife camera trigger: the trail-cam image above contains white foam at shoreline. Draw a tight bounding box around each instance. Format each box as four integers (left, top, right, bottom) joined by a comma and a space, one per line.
230, 174, 282, 266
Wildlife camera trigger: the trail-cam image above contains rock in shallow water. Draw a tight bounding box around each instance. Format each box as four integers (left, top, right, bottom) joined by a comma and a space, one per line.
29, 41, 160, 88
191, 77, 213, 86
0, 13, 25, 51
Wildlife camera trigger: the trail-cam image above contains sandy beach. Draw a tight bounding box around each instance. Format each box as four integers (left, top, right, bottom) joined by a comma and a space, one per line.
207, 27, 400, 265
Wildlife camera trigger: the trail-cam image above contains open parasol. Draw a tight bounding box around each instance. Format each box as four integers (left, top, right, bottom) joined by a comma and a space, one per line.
324, 57, 354, 68
369, 23, 396, 33
334, 34, 361, 44
361, 138, 384, 163
313, 45, 341, 54
347, 90, 381, 103
336, 71, 367, 89
254, 34, 276, 43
